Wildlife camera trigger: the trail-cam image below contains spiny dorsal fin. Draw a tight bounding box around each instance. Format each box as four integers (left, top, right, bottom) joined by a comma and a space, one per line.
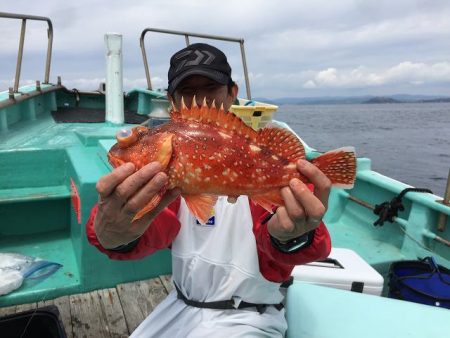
175, 96, 258, 141
257, 127, 306, 161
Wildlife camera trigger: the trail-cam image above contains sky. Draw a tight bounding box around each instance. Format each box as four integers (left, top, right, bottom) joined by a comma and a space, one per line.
1, 0, 450, 98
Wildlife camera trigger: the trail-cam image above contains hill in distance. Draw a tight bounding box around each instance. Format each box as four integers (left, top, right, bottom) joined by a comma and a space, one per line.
253, 94, 450, 105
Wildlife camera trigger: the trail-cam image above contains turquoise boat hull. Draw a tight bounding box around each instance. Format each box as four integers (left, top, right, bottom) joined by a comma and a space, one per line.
0, 84, 449, 323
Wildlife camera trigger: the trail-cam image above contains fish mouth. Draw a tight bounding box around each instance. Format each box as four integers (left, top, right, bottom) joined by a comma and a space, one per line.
107, 152, 126, 169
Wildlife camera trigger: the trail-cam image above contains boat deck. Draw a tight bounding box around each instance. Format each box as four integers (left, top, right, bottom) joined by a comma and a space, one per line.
0, 275, 172, 338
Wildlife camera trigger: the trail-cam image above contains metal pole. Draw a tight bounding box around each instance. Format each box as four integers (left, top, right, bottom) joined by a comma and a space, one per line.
140, 28, 252, 98
437, 169, 450, 231
14, 19, 27, 93
1, 12, 54, 89
348, 195, 375, 210
140, 32, 152, 90
239, 40, 251, 100
44, 20, 53, 83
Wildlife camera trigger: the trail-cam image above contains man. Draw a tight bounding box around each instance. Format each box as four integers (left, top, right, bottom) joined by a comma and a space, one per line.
86, 43, 331, 337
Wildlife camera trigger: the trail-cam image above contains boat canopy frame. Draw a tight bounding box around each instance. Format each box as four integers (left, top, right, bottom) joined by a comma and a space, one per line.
0, 12, 54, 93
140, 28, 252, 100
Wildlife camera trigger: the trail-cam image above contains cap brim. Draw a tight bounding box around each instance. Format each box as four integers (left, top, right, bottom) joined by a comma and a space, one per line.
168, 68, 229, 95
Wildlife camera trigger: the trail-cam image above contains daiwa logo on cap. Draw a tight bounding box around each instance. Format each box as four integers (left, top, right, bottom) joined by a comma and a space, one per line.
175, 49, 216, 72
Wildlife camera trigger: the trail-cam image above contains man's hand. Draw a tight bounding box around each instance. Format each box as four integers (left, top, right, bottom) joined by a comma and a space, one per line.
93, 161, 180, 249
268, 159, 331, 243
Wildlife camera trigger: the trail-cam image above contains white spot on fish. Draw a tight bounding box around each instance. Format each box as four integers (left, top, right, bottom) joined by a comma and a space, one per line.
250, 145, 261, 152
222, 168, 230, 176
204, 177, 210, 183
219, 131, 232, 139
272, 155, 279, 160
284, 163, 297, 170
195, 168, 202, 174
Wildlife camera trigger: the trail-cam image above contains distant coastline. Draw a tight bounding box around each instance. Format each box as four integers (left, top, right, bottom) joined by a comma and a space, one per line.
255, 94, 450, 105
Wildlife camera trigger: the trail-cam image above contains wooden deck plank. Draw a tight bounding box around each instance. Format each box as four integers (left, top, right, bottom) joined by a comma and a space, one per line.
15, 302, 37, 313
145, 278, 169, 309
0, 305, 17, 317
159, 274, 173, 293
116, 280, 148, 334
117, 277, 168, 334
70, 291, 111, 338
38, 296, 74, 338
97, 288, 129, 337
0, 276, 172, 337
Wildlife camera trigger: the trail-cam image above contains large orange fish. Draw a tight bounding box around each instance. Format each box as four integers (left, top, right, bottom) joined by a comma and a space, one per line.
108, 98, 356, 223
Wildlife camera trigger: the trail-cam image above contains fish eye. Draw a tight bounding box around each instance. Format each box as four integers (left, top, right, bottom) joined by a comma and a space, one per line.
116, 128, 138, 148
117, 128, 132, 139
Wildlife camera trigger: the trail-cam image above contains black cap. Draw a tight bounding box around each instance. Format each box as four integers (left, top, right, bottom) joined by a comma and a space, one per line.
168, 43, 232, 95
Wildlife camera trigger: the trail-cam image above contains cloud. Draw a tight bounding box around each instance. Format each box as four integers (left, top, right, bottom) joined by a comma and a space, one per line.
2, 1, 450, 97
302, 61, 450, 89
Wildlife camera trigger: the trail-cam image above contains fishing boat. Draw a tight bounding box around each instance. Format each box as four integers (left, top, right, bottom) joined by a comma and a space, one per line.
0, 12, 449, 337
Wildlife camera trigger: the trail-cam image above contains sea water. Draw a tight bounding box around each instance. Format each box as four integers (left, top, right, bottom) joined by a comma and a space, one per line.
276, 102, 450, 197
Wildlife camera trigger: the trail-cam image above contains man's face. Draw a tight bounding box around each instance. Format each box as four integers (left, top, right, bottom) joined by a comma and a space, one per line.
170, 75, 237, 111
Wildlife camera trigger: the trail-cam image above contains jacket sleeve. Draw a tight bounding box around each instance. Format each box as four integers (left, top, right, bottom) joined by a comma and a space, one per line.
250, 187, 332, 283
86, 197, 181, 260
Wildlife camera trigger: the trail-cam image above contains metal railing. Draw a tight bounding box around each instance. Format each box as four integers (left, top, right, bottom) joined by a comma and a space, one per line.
140, 28, 252, 99
0, 12, 53, 92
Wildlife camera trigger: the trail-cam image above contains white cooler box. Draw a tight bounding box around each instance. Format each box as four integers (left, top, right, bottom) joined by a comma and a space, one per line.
291, 248, 384, 296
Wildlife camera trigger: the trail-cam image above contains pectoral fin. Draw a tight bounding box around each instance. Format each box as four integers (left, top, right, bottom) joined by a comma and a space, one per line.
132, 186, 167, 222
154, 132, 174, 170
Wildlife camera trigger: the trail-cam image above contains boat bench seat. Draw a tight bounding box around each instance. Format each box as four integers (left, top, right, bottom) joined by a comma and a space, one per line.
286, 282, 450, 338
0, 185, 70, 204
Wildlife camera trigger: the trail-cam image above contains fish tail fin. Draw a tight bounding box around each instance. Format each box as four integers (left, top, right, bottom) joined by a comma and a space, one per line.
311, 147, 356, 189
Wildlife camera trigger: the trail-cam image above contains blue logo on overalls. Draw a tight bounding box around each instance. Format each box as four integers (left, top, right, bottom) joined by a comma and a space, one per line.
196, 208, 215, 226
196, 216, 215, 226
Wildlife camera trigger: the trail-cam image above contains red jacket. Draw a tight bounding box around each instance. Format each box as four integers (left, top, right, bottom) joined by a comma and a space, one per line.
86, 193, 331, 283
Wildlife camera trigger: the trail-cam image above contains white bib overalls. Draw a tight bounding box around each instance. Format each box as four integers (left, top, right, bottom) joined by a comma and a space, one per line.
130, 196, 287, 337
